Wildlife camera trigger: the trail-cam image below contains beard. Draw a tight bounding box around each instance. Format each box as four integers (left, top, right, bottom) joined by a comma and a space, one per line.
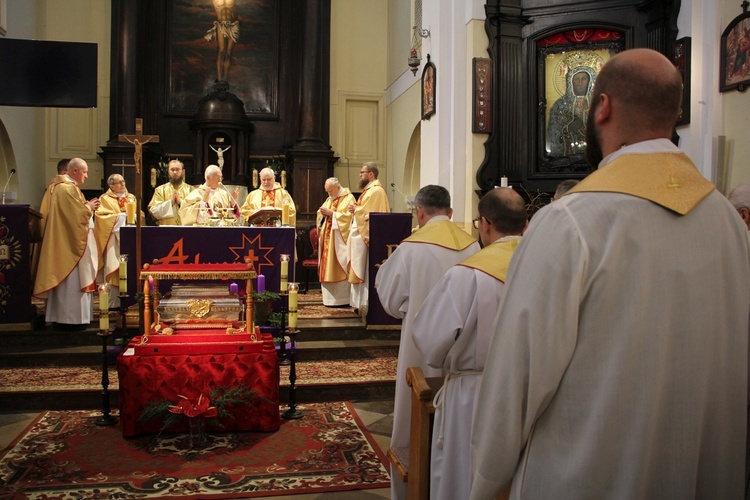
359, 178, 368, 190
584, 98, 603, 168
169, 175, 184, 187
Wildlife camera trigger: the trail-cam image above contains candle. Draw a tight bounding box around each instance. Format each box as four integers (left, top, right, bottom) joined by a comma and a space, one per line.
150, 167, 157, 188
149, 276, 155, 293
230, 282, 239, 294
98, 284, 109, 331
119, 254, 128, 294
257, 274, 265, 293
288, 282, 299, 329
252, 168, 259, 188
281, 202, 290, 226
280, 254, 290, 292
500, 176, 509, 188
125, 201, 136, 224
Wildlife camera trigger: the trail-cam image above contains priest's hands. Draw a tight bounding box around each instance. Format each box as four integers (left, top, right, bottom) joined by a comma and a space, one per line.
86, 197, 101, 211
348, 203, 357, 214
172, 190, 181, 206
320, 207, 333, 217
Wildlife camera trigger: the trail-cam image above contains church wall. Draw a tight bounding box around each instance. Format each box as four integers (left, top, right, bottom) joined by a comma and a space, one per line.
329, 0, 388, 192
0, 0, 110, 209
386, 83, 421, 213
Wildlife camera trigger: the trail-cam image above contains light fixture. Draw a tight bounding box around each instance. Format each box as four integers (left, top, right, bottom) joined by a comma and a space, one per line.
408, 25, 431, 75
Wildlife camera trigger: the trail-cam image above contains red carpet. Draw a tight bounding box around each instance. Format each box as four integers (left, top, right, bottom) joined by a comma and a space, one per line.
0, 402, 391, 498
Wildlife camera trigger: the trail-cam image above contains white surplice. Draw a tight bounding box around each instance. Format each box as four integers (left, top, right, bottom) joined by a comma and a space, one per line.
470, 140, 750, 500
411, 236, 520, 500
375, 216, 480, 500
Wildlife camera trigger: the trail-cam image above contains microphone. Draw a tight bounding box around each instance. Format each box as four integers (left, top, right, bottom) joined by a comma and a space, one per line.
2, 169, 16, 205
390, 182, 415, 211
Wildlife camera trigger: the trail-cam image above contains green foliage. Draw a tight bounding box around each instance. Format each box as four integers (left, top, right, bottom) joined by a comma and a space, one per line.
267, 312, 283, 327
252, 291, 280, 302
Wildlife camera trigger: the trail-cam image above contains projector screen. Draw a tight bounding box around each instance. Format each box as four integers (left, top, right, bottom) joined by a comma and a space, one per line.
0, 38, 97, 108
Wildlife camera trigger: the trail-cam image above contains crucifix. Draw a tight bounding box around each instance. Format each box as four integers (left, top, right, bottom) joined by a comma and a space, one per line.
118, 118, 159, 296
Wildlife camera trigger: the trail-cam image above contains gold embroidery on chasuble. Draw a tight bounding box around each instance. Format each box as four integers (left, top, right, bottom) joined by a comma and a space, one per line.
117, 197, 128, 211
404, 220, 477, 251
458, 238, 520, 282
566, 152, 714, 215
262, 190, 276, 207
319, 196, 340, 281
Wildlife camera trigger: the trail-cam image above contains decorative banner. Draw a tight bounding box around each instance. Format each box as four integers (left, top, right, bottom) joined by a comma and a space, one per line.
367, 212, 414, 326
120, 226, 295, 306
0, 205, 36, 324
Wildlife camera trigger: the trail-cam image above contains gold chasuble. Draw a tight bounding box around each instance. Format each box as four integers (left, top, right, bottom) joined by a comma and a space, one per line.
34, 176, 96, 297
95, 189, 135, 287
352, 180, 389, 244
241, 183, 296, 226
566, 152, 714, 215
403, 219, 477, 251
457, 237, 521, 282
148, 182, 194, 226
317, 188, 356, 283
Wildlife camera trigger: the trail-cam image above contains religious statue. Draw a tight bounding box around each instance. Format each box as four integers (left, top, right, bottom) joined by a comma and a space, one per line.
210, 144, 231, 170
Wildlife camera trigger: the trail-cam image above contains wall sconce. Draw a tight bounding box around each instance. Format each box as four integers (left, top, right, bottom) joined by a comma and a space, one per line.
408, 25, 431, 75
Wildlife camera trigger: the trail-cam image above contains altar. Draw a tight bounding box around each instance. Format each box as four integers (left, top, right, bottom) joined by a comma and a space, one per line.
120, 226, 296, 304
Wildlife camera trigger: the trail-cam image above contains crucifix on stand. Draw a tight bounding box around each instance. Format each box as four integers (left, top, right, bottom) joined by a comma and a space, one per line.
118, 118, 159, 299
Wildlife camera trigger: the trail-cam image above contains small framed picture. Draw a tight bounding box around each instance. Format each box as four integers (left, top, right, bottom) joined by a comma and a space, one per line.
720, 8, 750, 92
472, 58, 491, 133
421, 55, 436, 120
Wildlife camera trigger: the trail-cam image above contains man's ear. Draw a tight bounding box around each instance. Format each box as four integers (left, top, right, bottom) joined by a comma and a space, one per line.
595, 93, 611, 125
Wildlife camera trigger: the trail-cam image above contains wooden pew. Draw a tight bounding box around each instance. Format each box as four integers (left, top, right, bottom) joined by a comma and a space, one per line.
387, 366, 444, 500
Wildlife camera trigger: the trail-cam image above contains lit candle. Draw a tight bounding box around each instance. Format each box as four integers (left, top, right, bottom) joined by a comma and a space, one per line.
257, 274, 265, 293
500, 176, 509, 188
229, 282, 238, 294
119, 254, 128, 294
281, 202, 290, 226
280, 254, 290, 292
288, 282, 299, 330
98, 283, 109, 331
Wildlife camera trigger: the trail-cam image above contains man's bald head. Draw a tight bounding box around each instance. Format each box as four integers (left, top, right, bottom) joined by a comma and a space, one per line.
585, 49, 683, 166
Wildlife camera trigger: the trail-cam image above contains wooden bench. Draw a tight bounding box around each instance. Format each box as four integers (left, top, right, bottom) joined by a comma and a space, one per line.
387, 366, 444, 500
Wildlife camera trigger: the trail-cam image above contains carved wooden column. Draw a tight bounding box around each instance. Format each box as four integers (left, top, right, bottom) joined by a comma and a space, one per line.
288, 0, 336, 227
475, 1, 530, 194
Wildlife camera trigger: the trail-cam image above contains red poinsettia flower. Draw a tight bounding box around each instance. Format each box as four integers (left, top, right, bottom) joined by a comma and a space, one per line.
168, 393, 218, 418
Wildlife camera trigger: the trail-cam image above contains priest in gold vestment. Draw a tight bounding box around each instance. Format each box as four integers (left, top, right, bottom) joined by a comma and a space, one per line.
179, 164, 239, 225
94, 174, 135, 308
347, 162, 390, 312
316, 177, 355, 306
241, 167, 296, 226
148, 159, 194, 226
34, 158, 101, 327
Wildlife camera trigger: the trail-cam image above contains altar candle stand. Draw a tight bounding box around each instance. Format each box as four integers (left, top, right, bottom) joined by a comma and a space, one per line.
282, 282, 302, 419
95, 283, 117, 426
279, 254, 289, 292
278, 286, 291, 367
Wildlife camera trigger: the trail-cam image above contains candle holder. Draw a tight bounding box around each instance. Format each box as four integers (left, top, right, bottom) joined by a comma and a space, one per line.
277, 290, 291, 366
279, 254, 290, 292
282, 327, 303, 420
118, 254, 129, 296
95, 284, 117, 427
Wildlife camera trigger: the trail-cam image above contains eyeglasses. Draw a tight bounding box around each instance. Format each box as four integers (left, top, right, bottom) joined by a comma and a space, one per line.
473, 216, 489, 229
359, 170, 369, 175
112, 180, 125, 185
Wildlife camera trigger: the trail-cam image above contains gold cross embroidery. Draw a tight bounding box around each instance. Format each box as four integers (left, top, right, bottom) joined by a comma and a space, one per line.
667, 176, 681, 191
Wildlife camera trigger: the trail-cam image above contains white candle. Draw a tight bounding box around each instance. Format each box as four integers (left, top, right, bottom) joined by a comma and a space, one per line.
280, 254, 290, 292
288, 283, 298, 329
500, 176, 509, 188
281, 203, 290, 226
119, 255, 128, 294
98, 284, 109, 331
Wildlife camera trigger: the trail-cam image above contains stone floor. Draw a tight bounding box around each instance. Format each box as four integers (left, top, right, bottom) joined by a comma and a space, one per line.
0, 399, 395, 499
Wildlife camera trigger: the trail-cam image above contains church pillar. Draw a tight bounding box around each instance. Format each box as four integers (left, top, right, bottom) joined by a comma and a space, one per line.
289, 0, 336, 227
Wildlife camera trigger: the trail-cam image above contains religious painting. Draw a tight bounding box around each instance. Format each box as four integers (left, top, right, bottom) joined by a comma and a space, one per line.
671, 37, 691, 126
720, 8, 750, 93
472, 58, 491, 133
167, 0, 280, 117
421, 55, 436, 120
536, 29, 624, 174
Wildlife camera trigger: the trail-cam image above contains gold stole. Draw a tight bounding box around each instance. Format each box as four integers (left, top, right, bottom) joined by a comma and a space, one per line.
457, 238, 520, 282
566, 152, 714, 215
403, 219, 477, 251
262, 189, 276, 207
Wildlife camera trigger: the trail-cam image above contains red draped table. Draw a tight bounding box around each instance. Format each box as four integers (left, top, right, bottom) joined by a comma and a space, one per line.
117, 331, 280, 437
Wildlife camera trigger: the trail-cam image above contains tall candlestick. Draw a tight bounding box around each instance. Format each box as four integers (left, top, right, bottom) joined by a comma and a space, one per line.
280, 254, 290, 292
257, 274, 265, 293
119, 254, 128, 294
288, 282, 298, 329
98, 283, 109, 331
281, 202, 290, 226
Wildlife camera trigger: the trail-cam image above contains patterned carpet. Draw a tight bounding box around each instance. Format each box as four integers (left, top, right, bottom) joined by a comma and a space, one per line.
0, 358, 398, 392
0, 402, 391, 498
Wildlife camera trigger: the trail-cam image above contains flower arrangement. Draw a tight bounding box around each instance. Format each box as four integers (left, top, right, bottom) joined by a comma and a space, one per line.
139, 384, 267, 442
